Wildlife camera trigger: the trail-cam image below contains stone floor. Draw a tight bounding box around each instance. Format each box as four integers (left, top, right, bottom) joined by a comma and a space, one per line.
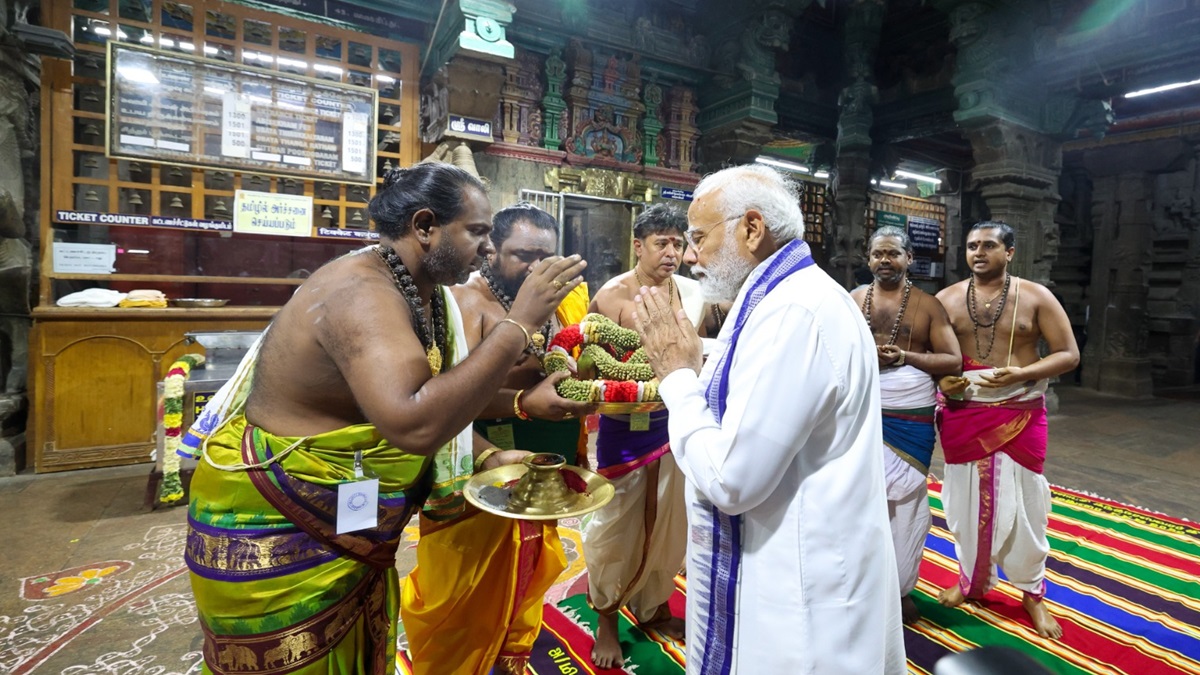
1, 385, 1197, 674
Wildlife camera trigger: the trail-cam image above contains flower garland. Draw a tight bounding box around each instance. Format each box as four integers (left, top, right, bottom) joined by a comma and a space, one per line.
160, 354, 205, 505
544, 314, 660, 403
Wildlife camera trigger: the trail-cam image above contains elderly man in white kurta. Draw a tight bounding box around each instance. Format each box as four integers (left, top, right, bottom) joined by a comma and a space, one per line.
632, 164, 906, 675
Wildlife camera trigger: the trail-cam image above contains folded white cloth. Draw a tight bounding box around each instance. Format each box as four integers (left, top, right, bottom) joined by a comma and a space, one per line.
57, 288, 127, 308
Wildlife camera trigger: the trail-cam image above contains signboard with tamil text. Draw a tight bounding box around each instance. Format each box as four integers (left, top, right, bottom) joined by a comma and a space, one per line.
445, 114, 494, 142
233, 190, 314, 237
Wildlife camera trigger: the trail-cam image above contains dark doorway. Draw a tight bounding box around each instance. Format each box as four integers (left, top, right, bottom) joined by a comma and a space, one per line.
561, 195, 637, 291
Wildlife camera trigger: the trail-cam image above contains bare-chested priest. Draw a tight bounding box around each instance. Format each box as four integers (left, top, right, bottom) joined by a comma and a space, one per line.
583, 203, 707, 668
402, 202, 595, 675
935, 220, 1079, 639
184, 163, 586, 673
849, 225, 961, 624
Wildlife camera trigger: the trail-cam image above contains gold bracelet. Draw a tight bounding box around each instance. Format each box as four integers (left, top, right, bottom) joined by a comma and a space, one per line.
499, 318, 532, 349
513, 389, 530, 421
474, 447, 500, 473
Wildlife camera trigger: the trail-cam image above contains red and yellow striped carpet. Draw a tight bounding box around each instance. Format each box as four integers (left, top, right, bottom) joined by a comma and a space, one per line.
399, 482, 1200, 674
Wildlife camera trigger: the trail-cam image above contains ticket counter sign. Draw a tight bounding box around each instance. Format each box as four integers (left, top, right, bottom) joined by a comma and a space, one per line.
233, 190, 314, 237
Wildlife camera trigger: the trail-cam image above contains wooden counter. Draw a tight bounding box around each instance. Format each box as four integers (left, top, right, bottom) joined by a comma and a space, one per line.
29, 307, 278, 473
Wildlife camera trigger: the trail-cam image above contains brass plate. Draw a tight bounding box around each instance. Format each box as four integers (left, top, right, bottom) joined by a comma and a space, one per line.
594, 401, 665, 415
170, 298, 229, 308
464, 464, 615, 521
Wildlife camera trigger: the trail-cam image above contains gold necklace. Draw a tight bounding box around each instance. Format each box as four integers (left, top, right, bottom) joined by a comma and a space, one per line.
634, 267, 676, 302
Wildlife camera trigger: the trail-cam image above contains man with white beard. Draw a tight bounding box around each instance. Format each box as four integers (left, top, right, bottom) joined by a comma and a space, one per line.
632, 164, 907, 674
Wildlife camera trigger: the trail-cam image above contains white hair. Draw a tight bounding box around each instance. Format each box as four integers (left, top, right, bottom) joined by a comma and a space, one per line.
692, 164, 805, 242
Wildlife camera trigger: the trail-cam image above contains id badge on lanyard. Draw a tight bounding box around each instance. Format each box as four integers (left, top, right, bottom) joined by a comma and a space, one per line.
337, 449, 379, 534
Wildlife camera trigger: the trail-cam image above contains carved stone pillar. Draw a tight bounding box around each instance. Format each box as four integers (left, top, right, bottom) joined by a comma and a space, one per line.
964, 121, 1063, 286
831, 149, 871, 288
830, 0, 885, 289
1080, 172, 1155, 397
696, 3, 805, 170
0, 33, 35, 476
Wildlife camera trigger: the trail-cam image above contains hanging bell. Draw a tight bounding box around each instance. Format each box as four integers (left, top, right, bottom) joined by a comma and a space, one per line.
82, 155, 100, 170
383, 105, 395, 119
170, 194, 184, 209
83, 123, 100, 138
83, 89, 100, 103
170, 166, 184, 180
213, 199, 229, 214
382, 158, 393, 173
351, 210, 364, 224
211, 171, 229, 184
128, 191, 143, 206
320, 183, 334, 197
84, 189, 100, 203
129, 161, 143, 175
321, 206, 334, 220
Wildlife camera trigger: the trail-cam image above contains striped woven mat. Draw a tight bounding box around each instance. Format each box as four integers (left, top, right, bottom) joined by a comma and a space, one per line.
399, 481, 1200, 674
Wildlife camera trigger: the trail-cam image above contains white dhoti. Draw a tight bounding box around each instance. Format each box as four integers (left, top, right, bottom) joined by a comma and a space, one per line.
885, 452, 930, 596
879, 365, 936, 597
583, 452, 689, 621
942, 453, 1051, 596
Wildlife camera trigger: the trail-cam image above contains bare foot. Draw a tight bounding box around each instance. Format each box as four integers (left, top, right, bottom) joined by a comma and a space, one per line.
938, 585, 966, 608
1023, 594, 1063, 639
900, 595, 920, 624
639, 602, 685, 642
591, 611, 624, 669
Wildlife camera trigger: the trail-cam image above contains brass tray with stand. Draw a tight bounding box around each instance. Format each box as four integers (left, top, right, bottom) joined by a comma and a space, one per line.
464, 453, 616, 521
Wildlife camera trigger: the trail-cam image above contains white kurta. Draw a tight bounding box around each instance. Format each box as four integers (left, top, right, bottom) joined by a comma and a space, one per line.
658, 258, 906, 675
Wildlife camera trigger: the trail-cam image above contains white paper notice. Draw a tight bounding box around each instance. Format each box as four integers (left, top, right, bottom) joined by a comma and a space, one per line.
342, 112, 369, 175
53, 242, 117, 274
336, 478, 379, 534
221, 91, 252, 158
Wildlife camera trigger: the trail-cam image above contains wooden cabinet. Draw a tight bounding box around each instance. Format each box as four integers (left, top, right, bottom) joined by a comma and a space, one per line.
30, 307, 274, 472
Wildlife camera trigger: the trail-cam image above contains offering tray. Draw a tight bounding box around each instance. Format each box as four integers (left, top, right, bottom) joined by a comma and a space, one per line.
593, 401, 665, 415
464, 453, 615, 521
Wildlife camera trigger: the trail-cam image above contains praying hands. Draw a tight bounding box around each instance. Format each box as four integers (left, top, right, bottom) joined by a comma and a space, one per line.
631, 285, 703, 380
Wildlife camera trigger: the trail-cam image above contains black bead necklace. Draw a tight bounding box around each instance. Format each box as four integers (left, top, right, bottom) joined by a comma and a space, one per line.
861, 278, 912, 347
375, 244, 446, 375
480, 260, 550, 356
967, 272, 1011, 361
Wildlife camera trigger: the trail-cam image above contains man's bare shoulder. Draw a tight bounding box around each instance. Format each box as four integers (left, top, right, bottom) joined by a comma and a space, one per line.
936, 279, 968, 304
592, 271, 636, 305
1015, 276, 1056, 303
849, 285, 868, 303
450, 273, 493, 308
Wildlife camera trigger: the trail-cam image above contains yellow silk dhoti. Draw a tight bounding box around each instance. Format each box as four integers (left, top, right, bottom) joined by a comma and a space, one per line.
401, 512, 566, 674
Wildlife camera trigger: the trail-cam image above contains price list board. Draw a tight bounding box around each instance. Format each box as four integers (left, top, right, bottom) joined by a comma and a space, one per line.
106, 42, 377, 185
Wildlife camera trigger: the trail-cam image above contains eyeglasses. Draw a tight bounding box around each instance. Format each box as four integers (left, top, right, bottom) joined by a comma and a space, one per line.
685, 214, 743, 250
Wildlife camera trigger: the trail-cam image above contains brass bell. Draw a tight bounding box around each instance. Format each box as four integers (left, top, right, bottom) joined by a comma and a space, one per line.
351, 210, 363, 224
319, 183, 334, 197
213, 199, 229, 214
321, 206, 334, 220
129, 161, 143, 174
84, 189, 100, 202
211, 171, 229, 184
82, 155, 100, 170
83, 89, 100, 103
128, 191, 143, 206
382, 158, 393, 172
170, 194, 184, 209
383, 105, 395, 119
170, 166, 184, 180
83, 123, 100, 138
